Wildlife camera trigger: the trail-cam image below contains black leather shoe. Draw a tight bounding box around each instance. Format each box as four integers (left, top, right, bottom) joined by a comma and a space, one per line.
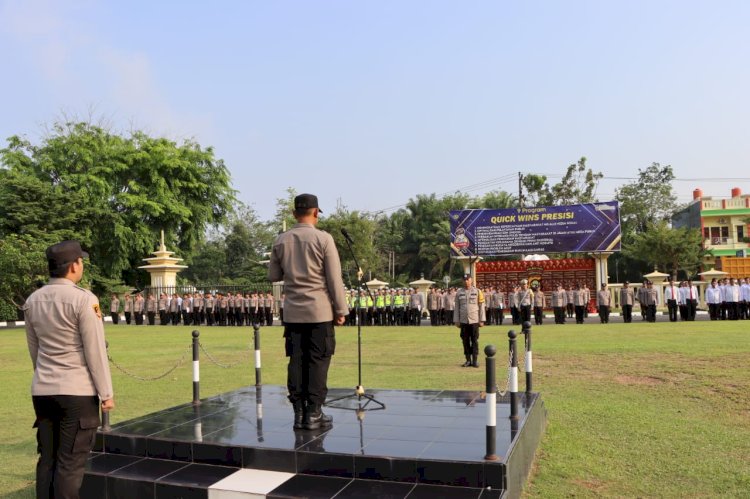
472, 362, 480, 368
303, 404, 333, 430
293, 400, 305, 430
462, 360, 471, 367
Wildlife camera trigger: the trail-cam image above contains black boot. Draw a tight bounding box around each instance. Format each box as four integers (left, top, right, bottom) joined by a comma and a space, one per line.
471, 354, 479, 368
462, 355, 471, 367
303, 403, 333, 430
293, 400, 305, 430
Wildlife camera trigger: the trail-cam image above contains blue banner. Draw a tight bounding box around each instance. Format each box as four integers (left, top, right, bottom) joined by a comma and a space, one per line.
450, 202, 621, 256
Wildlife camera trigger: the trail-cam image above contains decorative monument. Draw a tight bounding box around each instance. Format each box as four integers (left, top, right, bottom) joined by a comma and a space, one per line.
138, 230, 188, 293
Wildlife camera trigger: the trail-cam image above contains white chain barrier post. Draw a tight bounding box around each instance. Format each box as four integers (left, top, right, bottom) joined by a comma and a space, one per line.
522, 321, 533, 393
192, 330, 200, 405
484, 344, 498, 461
509, 329, 519, 421
253, 324, 262, 386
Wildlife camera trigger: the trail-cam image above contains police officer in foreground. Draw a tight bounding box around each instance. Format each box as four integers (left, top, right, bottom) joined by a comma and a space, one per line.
24, 240, 114, 499
268, 194, 348, 431
454, 274, 486, 368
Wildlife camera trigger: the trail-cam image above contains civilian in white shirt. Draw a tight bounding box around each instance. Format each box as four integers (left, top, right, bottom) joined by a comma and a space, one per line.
664, 279, 680, 322
724, 278, 740, 320
678, 281, 689, 321
705, 279, 723, 320
685, 280, 698, 321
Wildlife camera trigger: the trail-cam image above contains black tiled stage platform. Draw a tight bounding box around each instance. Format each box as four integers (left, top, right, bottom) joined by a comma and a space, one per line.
84, 385, 546, 498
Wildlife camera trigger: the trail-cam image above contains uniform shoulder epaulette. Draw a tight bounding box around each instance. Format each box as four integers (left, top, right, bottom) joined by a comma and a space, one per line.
73, 285, 96, 298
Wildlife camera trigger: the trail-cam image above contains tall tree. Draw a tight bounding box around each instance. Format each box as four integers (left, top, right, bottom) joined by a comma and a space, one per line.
522, 157, 603, 207
615, 163, 678, 238
0, 120, 236, 293
550, 157, 603, 205
318, 208, 383, 286
272, 187, 298, 234
623, 221, 709, 279
468, 190, 517, 210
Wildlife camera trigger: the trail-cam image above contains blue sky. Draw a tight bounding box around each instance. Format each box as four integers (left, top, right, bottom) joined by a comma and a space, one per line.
2, 0, 749, 220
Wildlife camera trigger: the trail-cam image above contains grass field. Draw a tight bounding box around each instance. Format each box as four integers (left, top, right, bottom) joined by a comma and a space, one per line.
1, 321, 749, 498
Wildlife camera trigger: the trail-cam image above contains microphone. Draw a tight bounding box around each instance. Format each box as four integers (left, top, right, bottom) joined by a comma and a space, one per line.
341, 228, 354, 244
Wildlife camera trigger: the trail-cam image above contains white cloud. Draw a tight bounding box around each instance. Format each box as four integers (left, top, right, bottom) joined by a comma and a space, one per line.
0, 0, 214, 141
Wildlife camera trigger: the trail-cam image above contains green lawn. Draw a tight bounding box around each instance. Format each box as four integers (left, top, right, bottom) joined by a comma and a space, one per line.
1, 321, 748, 498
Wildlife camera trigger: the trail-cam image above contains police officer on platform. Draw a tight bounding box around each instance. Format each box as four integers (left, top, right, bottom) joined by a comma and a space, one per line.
268, 194, 348, 431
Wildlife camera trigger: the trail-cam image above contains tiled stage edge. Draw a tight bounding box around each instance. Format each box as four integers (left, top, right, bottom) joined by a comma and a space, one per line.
84, 385, 546, 499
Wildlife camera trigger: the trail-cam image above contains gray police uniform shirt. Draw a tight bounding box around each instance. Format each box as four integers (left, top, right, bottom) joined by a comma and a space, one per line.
268, 222, 348, 323
24, 278, 113, 400
597, 289, 612, 307
552, 289, 566, 307
453, 287, 486, 325
620, 287, 634, 306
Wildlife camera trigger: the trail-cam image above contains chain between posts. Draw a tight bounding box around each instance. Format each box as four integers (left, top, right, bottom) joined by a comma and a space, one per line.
199, 341, 249, 369
108, 344, 192, 381
495, 350, 513, 397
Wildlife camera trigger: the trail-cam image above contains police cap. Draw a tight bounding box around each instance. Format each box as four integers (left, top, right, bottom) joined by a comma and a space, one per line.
294, 193, 322, 213
46, 240, 88, 269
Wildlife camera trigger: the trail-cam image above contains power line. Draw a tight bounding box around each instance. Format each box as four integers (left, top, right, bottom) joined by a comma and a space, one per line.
368, 172, 750, 216
369, 173, 517, 215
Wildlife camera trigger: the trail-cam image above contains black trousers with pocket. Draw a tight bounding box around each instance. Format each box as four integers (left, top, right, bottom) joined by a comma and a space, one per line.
32, 395, 100, 499
285, 322, 335, 406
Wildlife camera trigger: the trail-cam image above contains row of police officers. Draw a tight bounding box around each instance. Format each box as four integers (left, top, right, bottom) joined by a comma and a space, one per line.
108, 291, 281, 327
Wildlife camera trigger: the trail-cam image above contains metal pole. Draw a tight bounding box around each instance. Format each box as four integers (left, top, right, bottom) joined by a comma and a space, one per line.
509, 329, 519, 421
192, 330, 200, 405
253, 324, 262, 386
101, 340, 111, 431
484, 344, 498, 461
522, 320, 533, 393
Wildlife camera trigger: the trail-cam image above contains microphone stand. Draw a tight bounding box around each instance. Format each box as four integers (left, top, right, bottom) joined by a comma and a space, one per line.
325, 231, 385, 412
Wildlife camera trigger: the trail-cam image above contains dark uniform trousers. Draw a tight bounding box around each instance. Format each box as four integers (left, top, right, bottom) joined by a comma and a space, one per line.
575, 306, 585, 324
520, 305, 532, 324
667, 299, 678, 321
533, 306, 544, 325
622, 304, 633, 323
459, 323, 480, 358
285, 322, 335, 406
33, 395, 100, 499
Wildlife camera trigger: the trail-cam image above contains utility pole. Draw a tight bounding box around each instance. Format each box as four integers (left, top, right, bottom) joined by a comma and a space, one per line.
518, 172, 524, 208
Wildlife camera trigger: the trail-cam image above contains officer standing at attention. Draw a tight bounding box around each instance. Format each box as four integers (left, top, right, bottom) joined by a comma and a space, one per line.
109, 294, 120, 324
597, 283, 612, 323
24, 240, 114, 499
146, 292, 157, 325
454, 274, 486, 368
551, 283, 566, 324
619, 281, 634, 323
517, 280, 534, 325
123, 293, 133, 324
268, 194, 348, 431
532, 284, 545, 325
158, 293, 168, 325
